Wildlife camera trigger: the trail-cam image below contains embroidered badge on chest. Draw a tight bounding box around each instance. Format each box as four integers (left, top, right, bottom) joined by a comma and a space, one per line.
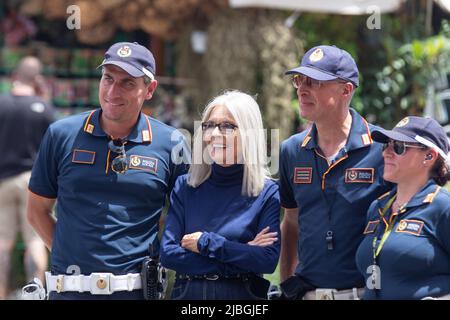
363, 220, 379, 234
345, 168, 374, 183
293, 167, 312, 184
129, 155, 158, 173
72, 149, 95, 164
395, 219, 424, 236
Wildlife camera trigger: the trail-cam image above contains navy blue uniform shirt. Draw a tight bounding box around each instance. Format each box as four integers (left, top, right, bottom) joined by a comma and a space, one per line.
356, 180, 450, 299
279, 108, 391, 289
161, 164, 280, 276
29, 109, 188, 275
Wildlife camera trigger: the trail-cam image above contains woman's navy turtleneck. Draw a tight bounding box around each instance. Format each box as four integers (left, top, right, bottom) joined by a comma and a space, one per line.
209, 163, 244, 187
161, 163, 281, 276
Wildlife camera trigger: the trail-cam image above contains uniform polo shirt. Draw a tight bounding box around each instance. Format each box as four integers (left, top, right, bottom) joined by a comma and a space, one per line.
29, 109, 189, 275
279, 108, 391, 289
356, 180, 450, 299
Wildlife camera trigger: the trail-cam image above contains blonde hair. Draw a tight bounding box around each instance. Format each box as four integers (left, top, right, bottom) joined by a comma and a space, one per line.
188, 90, 270, 196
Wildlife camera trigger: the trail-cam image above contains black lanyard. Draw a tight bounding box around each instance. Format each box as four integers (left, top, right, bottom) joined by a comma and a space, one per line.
312, 148, 346, 250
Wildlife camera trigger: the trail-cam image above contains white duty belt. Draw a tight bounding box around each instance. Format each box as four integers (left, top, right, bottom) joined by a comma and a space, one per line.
303, 287, 365, 300
45, 272, 142, 295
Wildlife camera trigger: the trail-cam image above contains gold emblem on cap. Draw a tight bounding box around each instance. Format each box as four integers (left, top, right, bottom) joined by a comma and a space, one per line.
398, 220, 407, 231
117, 46, 132, 57
309, 48, 324, 62
130, 155, 141, 167
395, 117, 409, 128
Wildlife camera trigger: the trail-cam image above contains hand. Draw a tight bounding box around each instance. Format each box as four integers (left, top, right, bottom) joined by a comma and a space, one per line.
181, 232, 203, 253
248, 226, 278, 247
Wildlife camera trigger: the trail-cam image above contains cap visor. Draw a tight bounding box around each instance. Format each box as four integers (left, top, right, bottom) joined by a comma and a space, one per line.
371, 129, 417, 143
285, 66, 338, 81
98, 60, 144, 77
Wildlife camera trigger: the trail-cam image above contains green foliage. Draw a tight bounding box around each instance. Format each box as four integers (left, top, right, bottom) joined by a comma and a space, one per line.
371, 21, 450, 127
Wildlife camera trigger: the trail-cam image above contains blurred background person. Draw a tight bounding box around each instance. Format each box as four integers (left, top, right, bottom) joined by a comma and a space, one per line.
0, 56, 54, 299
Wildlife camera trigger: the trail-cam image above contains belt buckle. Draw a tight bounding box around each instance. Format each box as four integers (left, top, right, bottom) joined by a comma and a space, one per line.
205, 275, 219, 281
316, 288, 336, 300
56, 275, 64, 293
90, 273, 113, 295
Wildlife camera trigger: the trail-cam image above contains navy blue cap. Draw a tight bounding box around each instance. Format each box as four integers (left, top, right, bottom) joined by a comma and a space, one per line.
98, 42, 155, 79
285, 45, 359, 87
372, 116, 450, 161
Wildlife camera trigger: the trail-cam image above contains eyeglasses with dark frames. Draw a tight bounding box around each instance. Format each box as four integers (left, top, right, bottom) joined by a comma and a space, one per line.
292, 75, 323, 89
108, 138, 129, 174
201, 121, 238, 135
382, 140, 427, 156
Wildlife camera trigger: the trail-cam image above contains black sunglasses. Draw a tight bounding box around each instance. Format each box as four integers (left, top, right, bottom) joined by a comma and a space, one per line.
382, 140, 427, 156
201, 121, 238, 135
108, 138, 128, 174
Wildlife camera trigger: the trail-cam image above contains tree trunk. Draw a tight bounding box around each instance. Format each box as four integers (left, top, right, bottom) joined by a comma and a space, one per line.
177, 8, 301, 141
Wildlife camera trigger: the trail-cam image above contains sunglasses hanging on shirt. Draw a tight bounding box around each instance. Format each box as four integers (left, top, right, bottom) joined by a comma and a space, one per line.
108, 138, 129, 174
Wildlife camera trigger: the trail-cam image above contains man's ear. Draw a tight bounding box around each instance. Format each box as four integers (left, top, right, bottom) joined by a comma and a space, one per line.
342, 82, 354, 96
145, 80, 158, 100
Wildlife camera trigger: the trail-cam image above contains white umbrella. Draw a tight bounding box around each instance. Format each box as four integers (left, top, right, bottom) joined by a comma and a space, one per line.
229, 0, 450, 15
229, 0, 404, 15
435, 0, 450, 12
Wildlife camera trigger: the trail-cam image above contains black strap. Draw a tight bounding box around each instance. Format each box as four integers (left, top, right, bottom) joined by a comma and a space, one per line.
176, 274, 251, 280
280, 275, 315, 300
